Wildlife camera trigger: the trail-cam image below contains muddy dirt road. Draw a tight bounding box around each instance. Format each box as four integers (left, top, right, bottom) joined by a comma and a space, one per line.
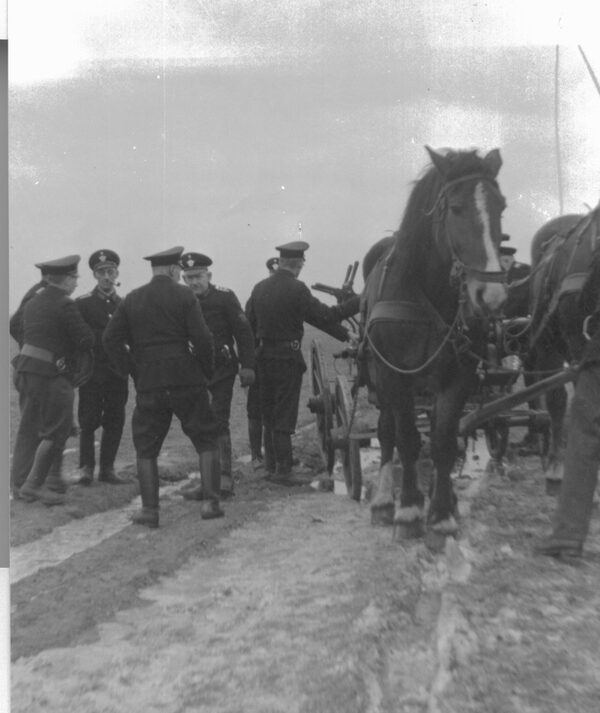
9, 330, 600, 712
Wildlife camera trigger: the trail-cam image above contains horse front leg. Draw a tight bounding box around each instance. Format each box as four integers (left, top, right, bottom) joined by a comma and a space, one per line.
428, 387, 467, 539
392, 395, 426, 539
370, 406, 398, 525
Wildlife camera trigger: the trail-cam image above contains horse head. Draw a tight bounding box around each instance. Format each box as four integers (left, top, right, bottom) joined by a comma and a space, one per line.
425, 145, 508, 317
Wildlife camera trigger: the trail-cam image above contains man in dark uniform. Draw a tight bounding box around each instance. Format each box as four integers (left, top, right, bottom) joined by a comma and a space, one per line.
246, 241, 359, 485
499, 244, 531, 286
179, 252, 255, 498
75, 249, 130, 485
246, 256, 280, 468
536, 262, 600, 562
10, 268, 57, 497
11, 255, 95, 505
103, 246, 222, 527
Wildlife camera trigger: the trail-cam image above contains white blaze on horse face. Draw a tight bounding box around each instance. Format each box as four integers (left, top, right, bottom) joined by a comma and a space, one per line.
468, 181, 507, 313
475, 181, 501, 272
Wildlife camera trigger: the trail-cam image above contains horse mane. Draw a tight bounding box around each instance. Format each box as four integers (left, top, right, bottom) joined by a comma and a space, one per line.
392, 149, 498, 274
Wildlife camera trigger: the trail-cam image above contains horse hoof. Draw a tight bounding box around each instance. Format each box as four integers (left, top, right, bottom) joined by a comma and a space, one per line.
371, 502, 394, 526
545, 479, 562, 497
393, 519, 425, 541
424, 516, 459, 551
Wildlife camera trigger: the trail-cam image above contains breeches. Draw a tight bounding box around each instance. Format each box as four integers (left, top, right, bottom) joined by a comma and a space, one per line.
132, 385, 219, 458
78, 376, 129, 435
257, 358, 304, 434
14, 372, 74, 446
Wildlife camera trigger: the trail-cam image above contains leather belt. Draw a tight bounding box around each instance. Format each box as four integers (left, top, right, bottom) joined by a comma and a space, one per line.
20, 344, 55, 363
260, 339, 301, 351
137, 343, 189, 360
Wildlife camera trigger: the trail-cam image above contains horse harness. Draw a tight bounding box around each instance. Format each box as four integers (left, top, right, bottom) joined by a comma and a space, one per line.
529, 204, 600, 350
364, 173, 507, 375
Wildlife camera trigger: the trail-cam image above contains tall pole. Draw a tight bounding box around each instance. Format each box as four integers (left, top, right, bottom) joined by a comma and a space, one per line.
578, 45, 600, 99
554, 45, 564, 215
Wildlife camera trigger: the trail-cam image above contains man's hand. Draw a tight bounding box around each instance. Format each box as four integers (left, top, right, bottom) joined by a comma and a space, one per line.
347, 332, 360, 349
239, 368, 256, 387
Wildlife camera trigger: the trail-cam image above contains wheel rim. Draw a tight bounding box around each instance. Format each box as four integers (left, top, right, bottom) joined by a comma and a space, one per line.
334, 374, 362, 501
310, 340, 335, 473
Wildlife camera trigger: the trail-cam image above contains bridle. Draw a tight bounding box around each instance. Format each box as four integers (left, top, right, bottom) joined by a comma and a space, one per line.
429, 172, 507, 286
366, 171, 507, 375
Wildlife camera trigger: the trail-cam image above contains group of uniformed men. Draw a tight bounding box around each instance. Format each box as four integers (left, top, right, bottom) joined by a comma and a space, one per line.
10, 241, 359, 528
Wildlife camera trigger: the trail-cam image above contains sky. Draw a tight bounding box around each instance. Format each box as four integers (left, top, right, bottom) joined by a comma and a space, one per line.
7, 0, 600, 308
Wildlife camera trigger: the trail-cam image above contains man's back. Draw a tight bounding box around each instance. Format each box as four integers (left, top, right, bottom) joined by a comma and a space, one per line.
104, 274, 214, 390
249, 269, 347, 343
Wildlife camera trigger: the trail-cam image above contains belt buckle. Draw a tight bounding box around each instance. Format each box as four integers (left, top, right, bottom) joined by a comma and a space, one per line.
290, 340, 300, 351
55, 357, 67, 372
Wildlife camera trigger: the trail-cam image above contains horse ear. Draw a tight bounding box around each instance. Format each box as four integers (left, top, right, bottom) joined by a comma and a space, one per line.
425, 145, 450, 177
483, 148, 502, 177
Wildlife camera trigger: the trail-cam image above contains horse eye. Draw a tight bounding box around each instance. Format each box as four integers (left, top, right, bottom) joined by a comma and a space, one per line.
450, 204, 463, 216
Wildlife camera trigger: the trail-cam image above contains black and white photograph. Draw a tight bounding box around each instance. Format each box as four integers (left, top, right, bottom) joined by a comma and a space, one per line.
6, 1, 600, 711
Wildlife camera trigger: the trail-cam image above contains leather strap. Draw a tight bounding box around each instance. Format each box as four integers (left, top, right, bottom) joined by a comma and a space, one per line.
21, 344, 55, 363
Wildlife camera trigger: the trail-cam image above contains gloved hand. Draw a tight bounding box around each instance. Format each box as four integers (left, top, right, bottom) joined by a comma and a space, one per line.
239, 368, 256, 387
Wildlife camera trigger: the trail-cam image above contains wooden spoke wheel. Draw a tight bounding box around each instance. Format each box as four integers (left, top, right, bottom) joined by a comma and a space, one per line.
334, 374, 362, 501
309, 340, 335, 473
484, 417, 509, 461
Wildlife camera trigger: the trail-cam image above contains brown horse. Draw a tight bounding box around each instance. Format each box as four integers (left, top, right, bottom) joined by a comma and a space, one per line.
361, 146, 507, 540
527, 202, 600, 492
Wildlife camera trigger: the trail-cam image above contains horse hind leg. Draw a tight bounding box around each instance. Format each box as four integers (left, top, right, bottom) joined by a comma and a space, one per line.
534, 347, 568, 495
544, 383, 568, 495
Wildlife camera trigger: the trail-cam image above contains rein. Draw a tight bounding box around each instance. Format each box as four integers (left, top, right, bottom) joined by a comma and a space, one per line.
364, 169, 508, 376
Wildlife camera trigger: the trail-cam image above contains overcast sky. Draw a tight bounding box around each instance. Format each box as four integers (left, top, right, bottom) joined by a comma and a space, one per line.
7, 1, 600, 306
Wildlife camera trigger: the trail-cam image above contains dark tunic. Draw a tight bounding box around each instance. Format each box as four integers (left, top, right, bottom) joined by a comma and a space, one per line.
76, 287, 127, 382
75, 287, 129, 469
11, 285, 95, 459
9, 280, 47, 347
246, 269, 354, 433
14, 285, 95, 380
196, 284, 255, 380
103, 275, 214, 390
102, 274, 218, 456
194, 283, 256, 433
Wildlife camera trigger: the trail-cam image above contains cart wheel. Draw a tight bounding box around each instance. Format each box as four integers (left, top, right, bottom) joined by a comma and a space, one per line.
310, 340, 335, 473
484, 418, 509, 461
334, 374, 362, 501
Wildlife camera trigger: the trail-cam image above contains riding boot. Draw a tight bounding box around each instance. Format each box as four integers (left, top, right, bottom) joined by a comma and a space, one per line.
131, 457, 159, 528
79, 428, 96, 471
263, 426, 276, 477
217, 433, 234, 498
19, 440, 65, 505
271, 432, 310, 486
45, 452, 68, 494
198, 449, 224, 520
248, 418, 263, 462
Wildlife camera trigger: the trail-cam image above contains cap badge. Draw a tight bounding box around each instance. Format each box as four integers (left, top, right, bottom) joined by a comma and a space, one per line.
186, 258, 195, 267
